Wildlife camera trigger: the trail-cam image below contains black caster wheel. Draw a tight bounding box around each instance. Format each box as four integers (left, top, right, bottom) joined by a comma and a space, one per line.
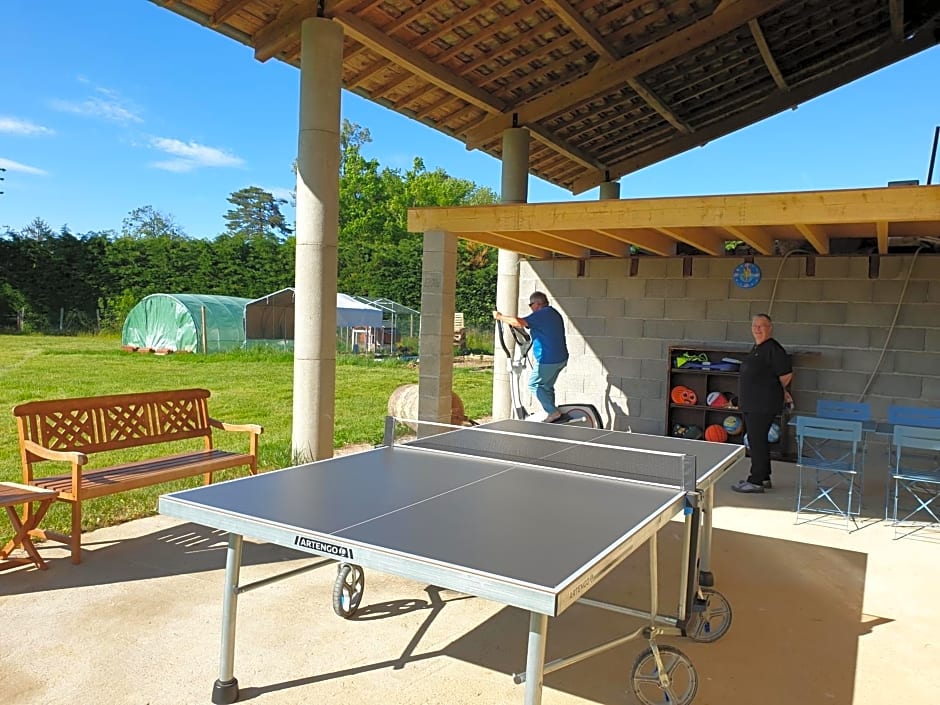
332, 563, 365, 618
630, 644, 698, 705
686, 587, 732, 643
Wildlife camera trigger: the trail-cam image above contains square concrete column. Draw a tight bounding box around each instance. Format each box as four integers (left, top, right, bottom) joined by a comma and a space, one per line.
419, 230, 457, 424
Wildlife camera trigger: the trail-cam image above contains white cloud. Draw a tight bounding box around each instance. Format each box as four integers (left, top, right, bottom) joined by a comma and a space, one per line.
0, 117, 55, 136
149, 137, 244, 172
0, 157, 48, 176
50, 84, 143, 125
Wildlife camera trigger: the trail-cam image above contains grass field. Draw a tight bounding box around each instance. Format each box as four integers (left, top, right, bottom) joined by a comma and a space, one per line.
0, 334, 493, 543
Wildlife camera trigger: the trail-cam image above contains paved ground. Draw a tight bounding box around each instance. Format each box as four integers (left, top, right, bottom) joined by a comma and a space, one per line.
1, 456, 936, 705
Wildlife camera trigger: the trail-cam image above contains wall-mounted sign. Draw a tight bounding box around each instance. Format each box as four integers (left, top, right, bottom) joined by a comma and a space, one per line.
732, 262, 762, 289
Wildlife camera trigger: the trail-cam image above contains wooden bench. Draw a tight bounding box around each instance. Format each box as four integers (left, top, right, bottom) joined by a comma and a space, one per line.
13, 388, 262, 564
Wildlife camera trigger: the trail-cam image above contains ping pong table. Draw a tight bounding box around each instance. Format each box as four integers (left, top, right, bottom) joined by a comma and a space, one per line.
159, 417, 744, 705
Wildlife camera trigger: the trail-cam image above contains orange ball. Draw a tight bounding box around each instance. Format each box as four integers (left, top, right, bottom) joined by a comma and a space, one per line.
705, 424, 728, 443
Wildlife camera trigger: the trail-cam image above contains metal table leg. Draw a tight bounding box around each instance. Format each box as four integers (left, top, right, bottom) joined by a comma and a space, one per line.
212, 533, 244, 704
523, 612, 548, 705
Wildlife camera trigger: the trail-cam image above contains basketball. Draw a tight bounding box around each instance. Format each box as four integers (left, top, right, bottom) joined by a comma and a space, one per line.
706, 392, 729, 408
670, 385, 697, 405
705, 424, 728, 443
722, 415, 742, 435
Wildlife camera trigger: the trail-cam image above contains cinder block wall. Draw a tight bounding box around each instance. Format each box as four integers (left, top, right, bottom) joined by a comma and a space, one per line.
518, 253, 940, 434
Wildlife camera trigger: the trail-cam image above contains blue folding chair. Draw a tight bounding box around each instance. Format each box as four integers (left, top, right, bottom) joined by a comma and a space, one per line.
795, 416, 865, 530
889, 425, 940, 539
816, 400, 872, 423
883, 406, 940, 518
887, 406, 940, 429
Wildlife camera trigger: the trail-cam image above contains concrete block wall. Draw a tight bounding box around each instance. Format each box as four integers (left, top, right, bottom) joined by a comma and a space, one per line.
519, 253, 940, 435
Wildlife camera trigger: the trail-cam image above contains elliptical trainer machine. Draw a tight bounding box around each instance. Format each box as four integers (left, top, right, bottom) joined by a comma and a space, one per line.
496, 320, 603, 428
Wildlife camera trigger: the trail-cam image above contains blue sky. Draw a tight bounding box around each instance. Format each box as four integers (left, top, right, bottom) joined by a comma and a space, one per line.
2, 1, 938, 239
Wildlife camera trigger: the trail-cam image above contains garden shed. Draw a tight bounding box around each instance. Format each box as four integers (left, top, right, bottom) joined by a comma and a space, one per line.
122, 293, 250, 353
244, 288, 384, 350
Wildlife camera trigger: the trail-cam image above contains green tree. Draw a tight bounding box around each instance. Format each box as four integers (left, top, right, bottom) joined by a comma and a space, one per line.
121, 205, 186, 240
223, 186, 292, 242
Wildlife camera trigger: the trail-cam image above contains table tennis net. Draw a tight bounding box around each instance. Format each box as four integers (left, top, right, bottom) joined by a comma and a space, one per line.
405, 424, 696, 491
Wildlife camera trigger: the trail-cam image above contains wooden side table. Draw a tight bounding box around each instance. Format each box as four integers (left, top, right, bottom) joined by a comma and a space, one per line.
0, 482, 58, 571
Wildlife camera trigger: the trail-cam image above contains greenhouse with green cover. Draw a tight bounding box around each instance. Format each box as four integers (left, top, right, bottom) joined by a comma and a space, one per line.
121, 293, 250, 353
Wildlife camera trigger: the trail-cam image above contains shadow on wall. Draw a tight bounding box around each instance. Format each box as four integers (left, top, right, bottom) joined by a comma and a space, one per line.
605, 374, 630, 430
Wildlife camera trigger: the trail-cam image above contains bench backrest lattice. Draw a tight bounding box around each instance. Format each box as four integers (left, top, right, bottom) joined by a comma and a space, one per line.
15, 388, 215, 460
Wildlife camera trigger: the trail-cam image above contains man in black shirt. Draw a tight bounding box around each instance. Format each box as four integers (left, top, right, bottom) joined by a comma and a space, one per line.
732, 314, 793, 494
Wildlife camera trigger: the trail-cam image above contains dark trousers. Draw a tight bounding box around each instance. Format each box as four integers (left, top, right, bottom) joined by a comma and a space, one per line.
743, 412, 776, 484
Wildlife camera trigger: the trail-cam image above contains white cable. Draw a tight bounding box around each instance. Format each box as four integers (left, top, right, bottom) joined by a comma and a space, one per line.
766, 248, 812, 318
857, 247, 924, 401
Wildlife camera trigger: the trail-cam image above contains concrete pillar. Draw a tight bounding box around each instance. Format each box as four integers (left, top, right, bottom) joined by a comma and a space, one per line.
418, 230, 458, 424
599, 180, 620, 200
291, 17, 342, 462
492, 127, 529, 419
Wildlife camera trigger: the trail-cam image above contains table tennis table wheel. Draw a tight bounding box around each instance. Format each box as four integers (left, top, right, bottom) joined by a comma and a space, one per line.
630, 644, 698, 705
698, 570, 714, 587
685, 588, 732, 643
333, 563, 365, 618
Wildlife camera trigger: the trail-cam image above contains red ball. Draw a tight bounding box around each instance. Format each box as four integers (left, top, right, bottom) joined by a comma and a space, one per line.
705, 424, 728, 443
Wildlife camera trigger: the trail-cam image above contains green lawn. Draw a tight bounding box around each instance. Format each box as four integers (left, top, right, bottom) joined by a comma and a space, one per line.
0, 334, 493, 543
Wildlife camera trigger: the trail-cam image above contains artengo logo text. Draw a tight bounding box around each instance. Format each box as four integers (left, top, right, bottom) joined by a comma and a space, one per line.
294, 536, 354, 560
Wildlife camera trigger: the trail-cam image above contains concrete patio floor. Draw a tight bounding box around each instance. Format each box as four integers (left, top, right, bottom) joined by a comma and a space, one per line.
1, 456, 936, 705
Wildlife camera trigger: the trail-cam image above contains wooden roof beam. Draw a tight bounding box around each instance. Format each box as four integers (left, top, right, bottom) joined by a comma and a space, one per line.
492, 231, 591, 258
748, 18, 788, 90
626, 77, 692, 134
596, 228, 677, 257
540, 229, 632, 258
571, 27, 940, 193
464, 0, 788, 149
723, 225, 775, 255
210, 0, 251, 27
408, 186, 940, 234
890, 0, 905, 42
460, 232, 551, 258
254, 2, 321, 62
336, 12, 506, 113
542, 0, 619, 63
794, 223, 830, 254
654, 227, 726, 256
876, 221, 890, 254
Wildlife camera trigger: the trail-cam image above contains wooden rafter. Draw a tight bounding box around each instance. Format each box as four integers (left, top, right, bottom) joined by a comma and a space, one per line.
653, 227, 725, 256
543, 0, 619, 63
335, 12, 506, 113
794, 223, 829, 254
254, 2, 320, 62
876, 221, 890, 254
464, 0, 789, 149
492, 231, 591, 258
570, 27, 939, 193
889, 0, 905, 42
539, 229, 632, 258
210, 0, 250, 27
722, 225, 775, 255
748, 18, 788, 90
626, 77, 692, 134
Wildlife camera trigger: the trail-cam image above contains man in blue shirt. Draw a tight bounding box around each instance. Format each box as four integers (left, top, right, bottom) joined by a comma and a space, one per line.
493, 291, 569, 422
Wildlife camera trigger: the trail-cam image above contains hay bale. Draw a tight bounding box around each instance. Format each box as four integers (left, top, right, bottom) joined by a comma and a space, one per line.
388, 384, 466, 429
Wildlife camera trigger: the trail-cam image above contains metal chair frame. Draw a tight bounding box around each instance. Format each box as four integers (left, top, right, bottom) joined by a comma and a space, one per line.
889, 424, 940, 539
795, 416, 865, 531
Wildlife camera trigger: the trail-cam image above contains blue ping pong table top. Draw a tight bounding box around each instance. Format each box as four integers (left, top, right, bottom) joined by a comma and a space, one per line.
159, 422, 742, 616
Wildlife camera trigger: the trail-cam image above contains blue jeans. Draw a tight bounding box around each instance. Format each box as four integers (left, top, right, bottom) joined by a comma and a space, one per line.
529, 360, 568, 414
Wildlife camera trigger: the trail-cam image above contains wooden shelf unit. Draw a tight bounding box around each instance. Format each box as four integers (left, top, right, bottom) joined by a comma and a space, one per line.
666, 345, 791, 460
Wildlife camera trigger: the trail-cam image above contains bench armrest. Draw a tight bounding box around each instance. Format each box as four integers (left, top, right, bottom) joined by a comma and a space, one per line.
23, 439, 88, 466
209, 418, 264, 435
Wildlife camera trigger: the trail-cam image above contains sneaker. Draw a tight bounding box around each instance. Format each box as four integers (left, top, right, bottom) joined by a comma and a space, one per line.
762, 479, 773, 490
526, 411, 548, 422
731, 480, 764, 494
545, 410, 562, 423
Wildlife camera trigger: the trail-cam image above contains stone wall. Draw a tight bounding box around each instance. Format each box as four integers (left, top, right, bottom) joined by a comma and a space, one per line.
518, 253, 940, 435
